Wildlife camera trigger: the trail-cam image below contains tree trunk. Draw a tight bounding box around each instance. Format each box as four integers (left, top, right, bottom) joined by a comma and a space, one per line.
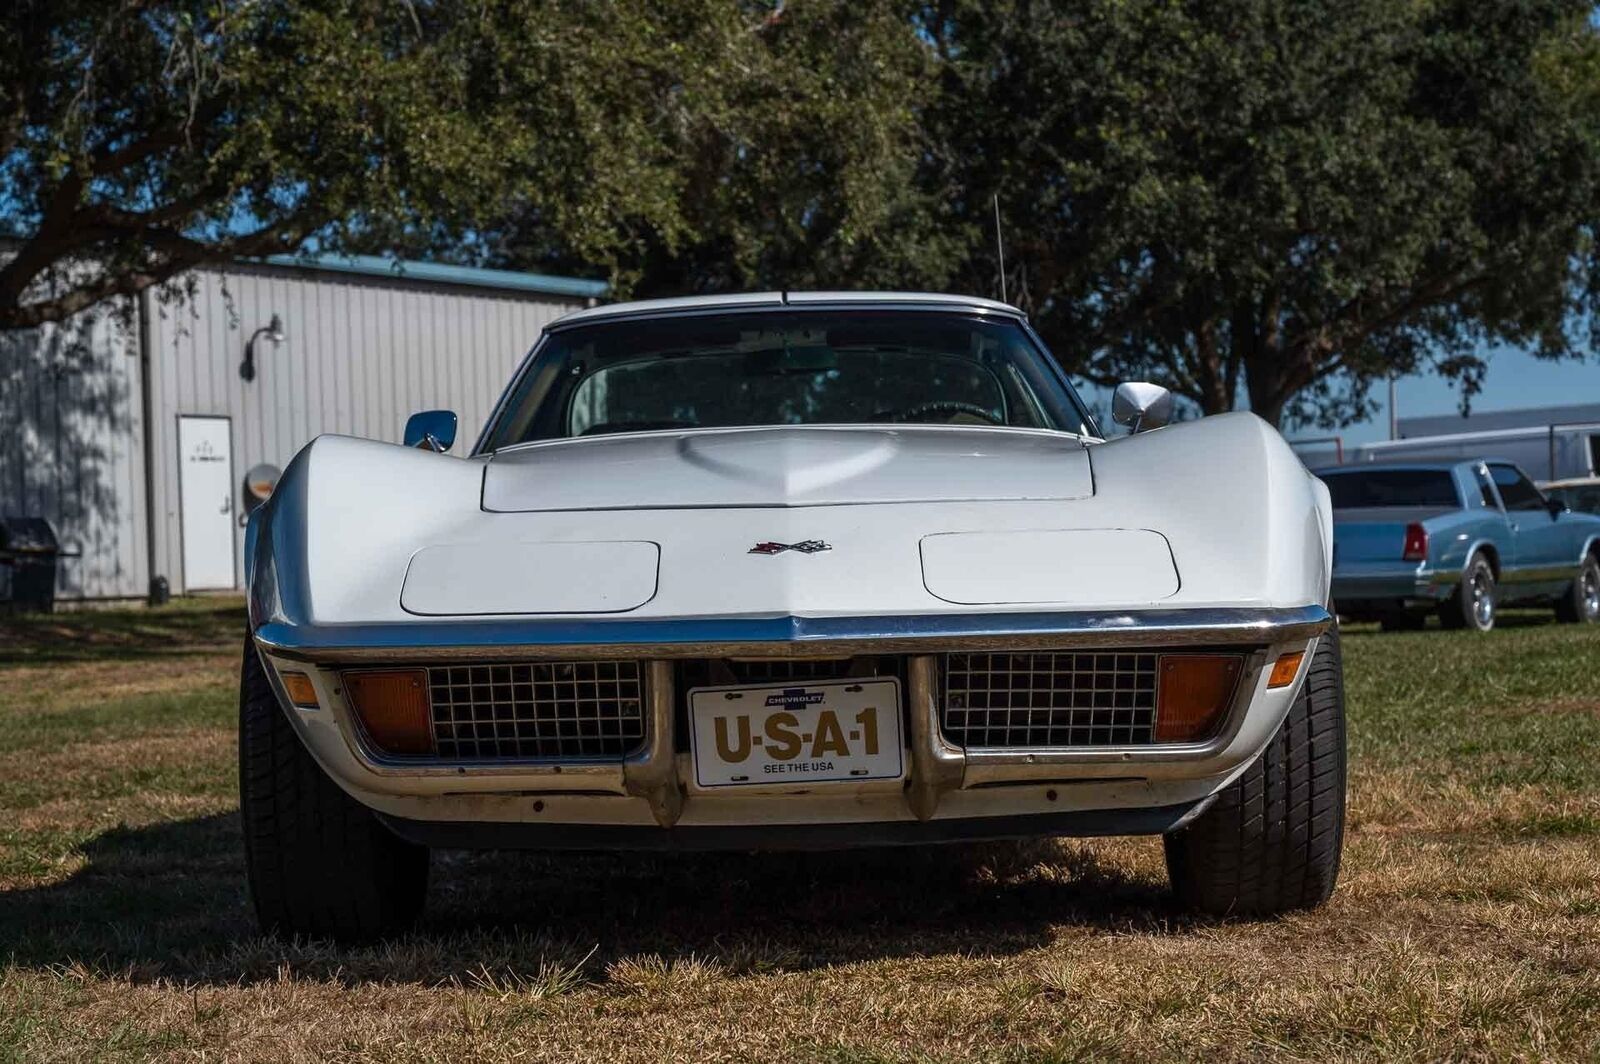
1191, 320, 1235, 415
1244, 354, 1290, 428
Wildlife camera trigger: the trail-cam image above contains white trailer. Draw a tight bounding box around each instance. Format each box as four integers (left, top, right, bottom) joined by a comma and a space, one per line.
1350, 422, 1600, 482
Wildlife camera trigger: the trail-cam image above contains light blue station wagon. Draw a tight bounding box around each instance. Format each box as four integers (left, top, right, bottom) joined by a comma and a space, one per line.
1317, 460, 1600, 631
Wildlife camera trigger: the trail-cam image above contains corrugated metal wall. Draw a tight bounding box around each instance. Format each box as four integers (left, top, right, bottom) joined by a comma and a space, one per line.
144, 262, 582, 594
2, 260, 585, 601
0, 301, 149, 599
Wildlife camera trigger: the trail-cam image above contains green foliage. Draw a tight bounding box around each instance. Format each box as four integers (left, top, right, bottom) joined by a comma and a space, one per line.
0, 0, 544, 328
6, 1, 1600, 428
479, 1, 961, 297
1, 1, 951, 329
923, 0, 1600, 426
496, 0, 1600, 429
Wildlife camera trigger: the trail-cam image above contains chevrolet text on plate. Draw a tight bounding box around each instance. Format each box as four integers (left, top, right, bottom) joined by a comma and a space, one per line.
240, 292, 1345, 939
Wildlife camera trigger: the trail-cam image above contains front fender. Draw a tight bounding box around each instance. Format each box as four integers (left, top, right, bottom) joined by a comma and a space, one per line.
1089, 412, 1331, 610
246, 434, 485, 630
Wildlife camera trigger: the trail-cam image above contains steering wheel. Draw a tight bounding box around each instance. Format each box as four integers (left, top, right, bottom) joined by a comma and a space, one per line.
876, 400, 1004, 425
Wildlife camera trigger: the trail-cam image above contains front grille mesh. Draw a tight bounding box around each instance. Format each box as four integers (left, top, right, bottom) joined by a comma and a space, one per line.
427, 661, 645, 760
414, 649, 1188, 758
941, 651, 1158, 747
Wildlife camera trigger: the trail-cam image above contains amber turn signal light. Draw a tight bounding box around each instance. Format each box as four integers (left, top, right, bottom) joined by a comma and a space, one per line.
1267, 651, 1306, 689
344, 669, 434, 756
1155, 655, 1242, 742
278, 670, 319, 708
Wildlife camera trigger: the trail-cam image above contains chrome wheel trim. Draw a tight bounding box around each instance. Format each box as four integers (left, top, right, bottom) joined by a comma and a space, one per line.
1582, 562, 1600, 621
1471, 565, 1495, 629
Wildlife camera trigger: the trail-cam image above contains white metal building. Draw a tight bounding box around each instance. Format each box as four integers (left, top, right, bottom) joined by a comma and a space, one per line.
0, 254, 604, 602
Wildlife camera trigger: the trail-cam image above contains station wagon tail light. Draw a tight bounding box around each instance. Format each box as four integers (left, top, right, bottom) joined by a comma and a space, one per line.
344, 669, 435, 756
1402, 522, 1428, 562
278, 671, 319, 708
1155, 655, 1243, 742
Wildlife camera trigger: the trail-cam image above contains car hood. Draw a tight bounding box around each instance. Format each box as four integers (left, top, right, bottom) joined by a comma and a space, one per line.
248, 412, 1332, 629
481, 425, 1093, 511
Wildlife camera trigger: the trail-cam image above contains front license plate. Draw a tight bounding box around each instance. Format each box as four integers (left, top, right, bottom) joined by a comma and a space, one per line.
688, 678, 904, 788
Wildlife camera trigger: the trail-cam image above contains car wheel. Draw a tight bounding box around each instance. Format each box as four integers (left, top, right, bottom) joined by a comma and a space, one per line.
239, 636, 428, 941
1163, 624, 1346, 917
1438, 553, 1496, 632
1378, 612, 1425, 632
1555, 553, 1600, 624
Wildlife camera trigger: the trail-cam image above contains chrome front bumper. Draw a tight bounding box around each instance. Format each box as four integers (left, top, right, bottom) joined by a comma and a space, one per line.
254, 605, 1331, 833
253, 605, 1332, 663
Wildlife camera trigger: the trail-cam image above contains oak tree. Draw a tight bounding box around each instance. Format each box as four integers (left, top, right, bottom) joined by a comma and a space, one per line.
924, 0, 1600, 426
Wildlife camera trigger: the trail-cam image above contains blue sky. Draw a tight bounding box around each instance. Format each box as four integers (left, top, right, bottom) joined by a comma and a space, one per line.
1074, 344, 1600, 442
1322, 346, 1600, 447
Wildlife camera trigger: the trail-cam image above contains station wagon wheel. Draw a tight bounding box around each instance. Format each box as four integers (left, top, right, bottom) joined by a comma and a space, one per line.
1555, 553, 1600, 624
1439, 553, 1496, 632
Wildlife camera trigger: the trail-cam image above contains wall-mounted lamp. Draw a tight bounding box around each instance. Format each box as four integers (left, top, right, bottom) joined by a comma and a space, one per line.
240, 313, 285, 382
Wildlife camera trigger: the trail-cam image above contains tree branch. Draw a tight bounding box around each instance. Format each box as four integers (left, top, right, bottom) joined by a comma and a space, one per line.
89, 97, 228, 176
1255, 270, 1492, 415
0, 170, 89, 306
0, 210, 321, 330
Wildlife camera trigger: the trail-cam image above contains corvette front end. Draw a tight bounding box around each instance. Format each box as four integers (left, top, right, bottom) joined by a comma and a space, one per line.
239, 293, 1345, 938
246, 409, 1332, 848
255, 606, 1326, 848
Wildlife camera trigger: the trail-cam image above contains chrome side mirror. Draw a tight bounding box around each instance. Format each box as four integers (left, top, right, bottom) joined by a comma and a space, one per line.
404, 410, 458, 453
1112, 382, 1174, 433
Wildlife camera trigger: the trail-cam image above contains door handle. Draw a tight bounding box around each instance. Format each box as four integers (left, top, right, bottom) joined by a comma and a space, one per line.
219, 497, 231, 514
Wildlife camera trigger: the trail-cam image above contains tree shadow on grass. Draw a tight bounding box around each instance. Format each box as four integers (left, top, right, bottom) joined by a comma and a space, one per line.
1491, 608, 1572, 630
1344, 604, 1568, 630
0, 811, 1197, 987
0, 600, 246, 666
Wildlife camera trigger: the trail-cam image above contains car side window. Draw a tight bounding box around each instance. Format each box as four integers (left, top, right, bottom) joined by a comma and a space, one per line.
1489, 464, 1546, 512
1473, 467, 1500, 509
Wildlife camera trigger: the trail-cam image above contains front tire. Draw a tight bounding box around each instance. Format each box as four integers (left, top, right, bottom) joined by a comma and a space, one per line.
1439, 553, 1496, 632
1554, 554, 1600, 624
1164, 626, 1346, 917
239, 636, 428, 940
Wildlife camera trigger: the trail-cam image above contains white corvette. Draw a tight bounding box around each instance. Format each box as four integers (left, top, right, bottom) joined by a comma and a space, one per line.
242, 292, 1344, 938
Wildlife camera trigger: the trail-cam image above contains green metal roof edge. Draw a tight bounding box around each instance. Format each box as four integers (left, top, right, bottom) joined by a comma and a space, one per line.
255, 253, 608, 299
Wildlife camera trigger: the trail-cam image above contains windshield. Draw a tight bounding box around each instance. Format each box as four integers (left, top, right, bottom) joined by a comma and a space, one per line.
481, 310, 1096, 449
1320, 469, 1461, 508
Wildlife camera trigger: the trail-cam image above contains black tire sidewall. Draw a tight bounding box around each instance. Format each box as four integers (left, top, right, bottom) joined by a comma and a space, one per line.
1163, 625, 1347, 916
1460, 556, 1495, 632
1562, 556, 1600, 624
1587, 558, 1600, 623
239, 635, 428, 940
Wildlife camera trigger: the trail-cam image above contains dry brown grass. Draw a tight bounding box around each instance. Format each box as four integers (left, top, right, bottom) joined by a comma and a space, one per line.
0, 656, 236, 717
2, 605, 1599, 1061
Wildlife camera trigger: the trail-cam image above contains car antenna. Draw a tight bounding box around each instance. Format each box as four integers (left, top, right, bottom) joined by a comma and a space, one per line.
992, 193, 1008, 304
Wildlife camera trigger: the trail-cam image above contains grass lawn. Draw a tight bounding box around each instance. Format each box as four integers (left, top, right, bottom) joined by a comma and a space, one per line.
2, 600, 1598, 1061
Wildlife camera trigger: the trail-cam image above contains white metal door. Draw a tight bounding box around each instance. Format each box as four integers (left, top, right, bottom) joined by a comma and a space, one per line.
177, 416, 235, 590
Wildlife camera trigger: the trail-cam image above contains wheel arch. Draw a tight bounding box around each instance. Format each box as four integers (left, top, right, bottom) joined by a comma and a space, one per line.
1465, 540, 1500, 579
